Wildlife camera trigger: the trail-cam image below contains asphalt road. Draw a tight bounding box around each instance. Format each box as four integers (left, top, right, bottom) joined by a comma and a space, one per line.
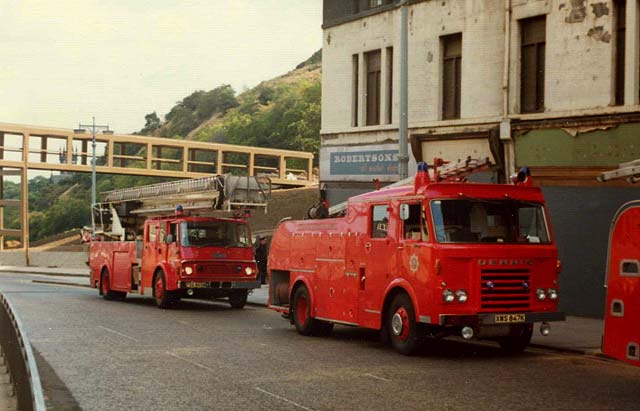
1, 273, 639, 411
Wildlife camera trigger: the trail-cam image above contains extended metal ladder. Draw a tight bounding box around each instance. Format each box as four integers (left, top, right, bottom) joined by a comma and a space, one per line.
598, 159, 640, 184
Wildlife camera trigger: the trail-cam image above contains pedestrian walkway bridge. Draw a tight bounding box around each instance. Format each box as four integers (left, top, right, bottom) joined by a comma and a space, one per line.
0, 122, 315, 185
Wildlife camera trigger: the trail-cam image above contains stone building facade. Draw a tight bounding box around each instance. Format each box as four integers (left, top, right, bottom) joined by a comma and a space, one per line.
321, 0, 640, 317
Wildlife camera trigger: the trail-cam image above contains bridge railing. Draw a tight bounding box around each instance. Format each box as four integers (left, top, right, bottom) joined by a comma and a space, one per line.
0, 292, 46, 411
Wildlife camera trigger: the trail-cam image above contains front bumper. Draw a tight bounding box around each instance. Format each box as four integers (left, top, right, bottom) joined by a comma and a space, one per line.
178, 280, 261, 290
439, 311, 566, 326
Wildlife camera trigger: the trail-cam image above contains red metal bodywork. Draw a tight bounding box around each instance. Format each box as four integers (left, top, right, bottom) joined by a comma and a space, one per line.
89, 216, 259, 298
268, 177, 563, 340
603, 201, 640, 366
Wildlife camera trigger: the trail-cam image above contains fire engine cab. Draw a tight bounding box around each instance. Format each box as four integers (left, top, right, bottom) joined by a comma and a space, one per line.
268, 159, 565, 355
89, 175, 269, 309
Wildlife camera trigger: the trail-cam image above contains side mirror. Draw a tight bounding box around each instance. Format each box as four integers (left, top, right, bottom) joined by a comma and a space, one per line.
399, 204, 410, 221
166, 234, 175, 244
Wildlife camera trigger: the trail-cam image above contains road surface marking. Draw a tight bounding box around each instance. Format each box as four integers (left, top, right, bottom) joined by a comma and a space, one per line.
97, 326, 139, 342
254, 387, 314, 411
363, 373, 391, 382
166, 352, 219, 376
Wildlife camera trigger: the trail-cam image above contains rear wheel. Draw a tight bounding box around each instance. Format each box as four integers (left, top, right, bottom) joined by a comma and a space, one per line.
499, 324, 533, 354
153, 271, 174, 309
228, 290, 248, 309
291, 285, 332, 336
100, 269, 125, 301
387, 293, 419, 355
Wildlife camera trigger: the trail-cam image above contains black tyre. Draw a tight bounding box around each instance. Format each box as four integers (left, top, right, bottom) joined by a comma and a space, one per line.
153, 271, 174, 309
387, 293, 419, 355
499, 324, 533, 354
292, 285, 316, 336
229, 290, 249, 309
100, 269, 125, 301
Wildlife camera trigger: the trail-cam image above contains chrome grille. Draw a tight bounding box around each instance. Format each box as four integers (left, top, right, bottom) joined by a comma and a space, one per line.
480, 268, 531, 311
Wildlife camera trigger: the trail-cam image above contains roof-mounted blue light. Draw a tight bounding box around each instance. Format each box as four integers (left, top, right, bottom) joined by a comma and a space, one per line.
417, 161, 428, 172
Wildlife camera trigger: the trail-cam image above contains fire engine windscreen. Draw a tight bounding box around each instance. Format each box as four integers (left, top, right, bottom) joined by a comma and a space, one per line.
180, 221, 251, 248
430, 199, 550, 244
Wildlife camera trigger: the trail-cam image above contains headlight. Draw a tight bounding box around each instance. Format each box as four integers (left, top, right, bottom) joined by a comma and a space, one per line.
547, 288, 558, 300
536, 288, 546, 300
184, 266, 193, 275
456, 289, 468, 303
245, 266, 254, 276
442, 289, 455, 303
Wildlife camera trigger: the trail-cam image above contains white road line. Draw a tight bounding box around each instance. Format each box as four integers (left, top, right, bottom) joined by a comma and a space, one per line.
363, 373, 391, 382
254, 387, 315, 411
166, 352, 219, 376
97, 326, 139, 342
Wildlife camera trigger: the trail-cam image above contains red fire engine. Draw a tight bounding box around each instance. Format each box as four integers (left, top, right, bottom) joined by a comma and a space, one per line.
89, 176, 270, 308
268, 159, 564, 354
599, 161, 640, 366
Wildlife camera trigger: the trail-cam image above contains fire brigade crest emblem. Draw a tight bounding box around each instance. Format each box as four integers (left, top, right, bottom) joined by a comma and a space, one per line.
409, 254, 419, 273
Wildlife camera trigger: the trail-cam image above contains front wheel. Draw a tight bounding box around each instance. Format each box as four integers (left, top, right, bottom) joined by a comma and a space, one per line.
228, 290, 248, 309
387, 294, 420, 355
153, 271, 174, 309
499, 324, 533, 354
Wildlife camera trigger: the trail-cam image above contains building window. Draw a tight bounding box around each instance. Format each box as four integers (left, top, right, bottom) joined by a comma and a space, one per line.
352, 54, 359, 127
442, 33, 462, 120
366, 49, 382, 126
352, 0, 360, 14
386, 46, 393, 124
520, 16, 546, 113
615, 0, 626, 105
369, 0, 383, 8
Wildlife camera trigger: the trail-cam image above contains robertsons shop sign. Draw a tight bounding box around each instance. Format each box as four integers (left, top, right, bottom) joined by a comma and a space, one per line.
330, 150, 399, 175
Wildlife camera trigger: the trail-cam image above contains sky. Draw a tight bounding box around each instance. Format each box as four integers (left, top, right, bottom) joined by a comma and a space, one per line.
0, 0, 323, 134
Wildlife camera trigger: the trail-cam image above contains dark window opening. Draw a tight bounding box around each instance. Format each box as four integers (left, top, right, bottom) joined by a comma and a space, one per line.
386, 46, 394, 124
366, 49, 382, 126
520, 16, 546, 113
353, 54, 360, 127
615, 0, 626, 105
442, 33, 462, 120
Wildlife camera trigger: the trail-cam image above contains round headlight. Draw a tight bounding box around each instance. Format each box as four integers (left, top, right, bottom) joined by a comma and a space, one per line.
245, 266, 254, 276
456, 289, 468, 303
442, 289, 455, 303
536, 288, 546, 300
184, 266, 193, 275
547, 288, 558, 300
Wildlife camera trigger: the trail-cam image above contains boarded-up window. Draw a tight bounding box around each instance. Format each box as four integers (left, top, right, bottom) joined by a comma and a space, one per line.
353, 54, 359, 127
386, 46, 393, 124
366, 49, 382, 126
615, 0, 626, 105
520, 16, 546, 113
442, 33, 462, 120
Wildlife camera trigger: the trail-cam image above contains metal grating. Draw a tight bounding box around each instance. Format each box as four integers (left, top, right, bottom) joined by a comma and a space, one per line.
480, 268, 531, 312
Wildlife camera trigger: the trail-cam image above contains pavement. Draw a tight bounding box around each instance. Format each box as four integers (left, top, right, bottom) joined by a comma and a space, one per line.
0, 265, 602, 356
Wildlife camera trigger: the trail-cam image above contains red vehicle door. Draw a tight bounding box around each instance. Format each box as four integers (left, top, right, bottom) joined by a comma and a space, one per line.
359, 203, 396, 326
142, 221, 159, 280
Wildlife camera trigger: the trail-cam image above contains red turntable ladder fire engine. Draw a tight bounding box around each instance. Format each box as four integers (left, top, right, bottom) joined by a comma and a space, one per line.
268, 158, 564, 355
598, 161, 640, 366
88, 175, 270, 309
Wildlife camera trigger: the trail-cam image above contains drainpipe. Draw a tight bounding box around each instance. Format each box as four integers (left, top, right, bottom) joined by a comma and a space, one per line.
398, 0, 409, 180
500, 0, 515, 179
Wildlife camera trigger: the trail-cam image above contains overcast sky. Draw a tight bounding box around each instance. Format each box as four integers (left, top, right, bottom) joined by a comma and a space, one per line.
0, 0, 323, 134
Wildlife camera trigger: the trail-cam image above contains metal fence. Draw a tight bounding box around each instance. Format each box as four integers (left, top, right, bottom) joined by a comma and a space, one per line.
0, 292, 46, 411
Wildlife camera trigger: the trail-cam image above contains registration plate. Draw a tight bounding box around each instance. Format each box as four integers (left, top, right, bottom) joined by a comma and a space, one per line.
495, 313, 526, 323
184, 282, 209, 289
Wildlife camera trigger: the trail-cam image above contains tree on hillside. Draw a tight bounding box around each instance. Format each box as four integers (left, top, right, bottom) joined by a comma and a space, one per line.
140, 112, 161, 135
159, 85, 239, 138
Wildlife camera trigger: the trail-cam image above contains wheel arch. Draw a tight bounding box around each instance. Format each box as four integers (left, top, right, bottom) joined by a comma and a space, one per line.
381, 279, 420, 323
289, 274, 315, 324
